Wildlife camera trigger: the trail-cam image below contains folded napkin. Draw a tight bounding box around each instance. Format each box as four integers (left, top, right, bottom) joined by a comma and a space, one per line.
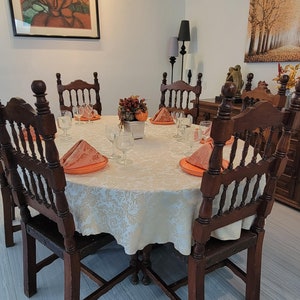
22, 126, 39, 141
80, 106, 99, 120
152, 107, 174, 123
60, 139, 105, 170
186, 142, 213, 170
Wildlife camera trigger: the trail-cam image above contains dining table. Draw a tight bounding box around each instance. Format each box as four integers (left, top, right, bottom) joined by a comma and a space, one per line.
56, 115, 256, 257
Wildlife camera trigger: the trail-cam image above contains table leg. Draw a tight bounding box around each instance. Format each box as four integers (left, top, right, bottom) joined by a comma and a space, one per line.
129, 252, 140, 285
141, 244, 152, 285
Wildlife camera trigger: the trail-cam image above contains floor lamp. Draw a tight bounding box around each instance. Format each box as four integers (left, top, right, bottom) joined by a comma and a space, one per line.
178, 20, 190, 81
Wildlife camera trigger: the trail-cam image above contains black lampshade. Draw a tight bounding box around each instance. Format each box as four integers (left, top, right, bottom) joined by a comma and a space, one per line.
178, 20, 190, 42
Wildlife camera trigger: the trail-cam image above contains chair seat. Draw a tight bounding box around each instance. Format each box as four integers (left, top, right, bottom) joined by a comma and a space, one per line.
26, 214, 115, 259
205, 230, 257, 269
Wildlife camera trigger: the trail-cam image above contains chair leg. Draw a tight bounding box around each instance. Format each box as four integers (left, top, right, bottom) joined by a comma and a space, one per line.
246, 234, 264, 300
188, 255, 205, 300
2, 188, 14, 247
22, 223, 37, 297
64, 252, 81, 300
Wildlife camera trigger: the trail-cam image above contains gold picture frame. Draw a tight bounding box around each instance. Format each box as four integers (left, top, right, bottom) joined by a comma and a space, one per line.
244, 0, 300, 62
9, 0, 100, 39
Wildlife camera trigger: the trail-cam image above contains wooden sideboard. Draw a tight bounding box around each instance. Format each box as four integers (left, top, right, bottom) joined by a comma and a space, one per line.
199, 98, 300, 211
198, 98, 241, 122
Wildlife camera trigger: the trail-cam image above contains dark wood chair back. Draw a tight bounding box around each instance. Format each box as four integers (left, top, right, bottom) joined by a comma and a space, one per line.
0, 156, 20, 247
0, 81, 133, 299
188, 81, 300, 300
159, 72, 203, 124
130, 82, 300, 300
56, 72, 102, 115
241, 72, 289, 110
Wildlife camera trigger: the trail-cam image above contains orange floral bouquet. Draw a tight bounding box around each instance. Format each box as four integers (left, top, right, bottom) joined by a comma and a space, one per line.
118, 96, 148, 126
274, 63, 300, 90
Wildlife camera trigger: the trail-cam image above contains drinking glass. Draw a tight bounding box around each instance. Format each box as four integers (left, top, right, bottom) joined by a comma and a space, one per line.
172, 111, 183, 138
105, 125, 120, 159
57, 110, 72, 140
184, 125, 201, 155
115, 132, 134, 165
72, 105, 83, 125
199, 120, 212, 142
177, 116, 191, 141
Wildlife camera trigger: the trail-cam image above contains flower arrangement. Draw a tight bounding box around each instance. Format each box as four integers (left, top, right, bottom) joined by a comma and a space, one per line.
274, 63, 300, 90
118, 95, 148, 126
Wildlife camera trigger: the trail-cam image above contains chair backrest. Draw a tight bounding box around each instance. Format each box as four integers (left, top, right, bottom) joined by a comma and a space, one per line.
192, 81, 300, 247
159, 72, 203, 124
241, 72, 289, 110
0, 81, 76, 252
56, 72, 102, 115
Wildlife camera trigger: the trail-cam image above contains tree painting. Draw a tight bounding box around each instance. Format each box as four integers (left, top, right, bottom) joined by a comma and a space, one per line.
20, 0, 91, 29
245, 0, 300, 62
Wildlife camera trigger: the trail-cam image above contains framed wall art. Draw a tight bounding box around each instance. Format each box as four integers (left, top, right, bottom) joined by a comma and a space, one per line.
9, 0, 100, 39
244, 0, 300, 62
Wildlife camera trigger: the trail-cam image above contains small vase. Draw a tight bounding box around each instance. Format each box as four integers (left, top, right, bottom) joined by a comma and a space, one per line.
124, 121, 145, 139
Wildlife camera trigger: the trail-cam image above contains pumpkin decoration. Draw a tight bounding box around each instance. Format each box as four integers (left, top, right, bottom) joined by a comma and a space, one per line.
135, 110, 148, 121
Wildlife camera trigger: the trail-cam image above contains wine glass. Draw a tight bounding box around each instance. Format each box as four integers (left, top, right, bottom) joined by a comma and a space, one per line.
105, 125, 120, 159
115, 132, 134, 165
57, 110, 72, 140
172, 111, 183, 138
184, 125, 201, 156
199, 120, 212, 142
177, 116, 191, 141
72, 105, 83, 125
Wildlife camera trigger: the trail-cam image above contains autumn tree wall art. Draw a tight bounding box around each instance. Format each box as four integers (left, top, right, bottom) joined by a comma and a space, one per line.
245, 0, 300, 62
9, 0, 100, 38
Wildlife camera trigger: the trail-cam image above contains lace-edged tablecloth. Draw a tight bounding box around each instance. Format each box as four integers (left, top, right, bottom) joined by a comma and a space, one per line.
56, 116, 257, 255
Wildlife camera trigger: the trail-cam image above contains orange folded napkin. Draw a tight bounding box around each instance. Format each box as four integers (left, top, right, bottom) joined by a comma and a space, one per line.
80, 107, 100, 121
200, 136, 234, 145
60, 139, 106, 170
22, 126, 41, 141
186, 142, 213, 170
151, 107, 174, 123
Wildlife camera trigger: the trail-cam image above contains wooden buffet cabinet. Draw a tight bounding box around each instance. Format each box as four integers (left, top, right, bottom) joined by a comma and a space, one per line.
199, 99, 300, 211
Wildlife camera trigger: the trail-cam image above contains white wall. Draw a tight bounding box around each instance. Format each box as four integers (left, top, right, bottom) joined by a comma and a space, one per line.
1, 0, 299, 117
186, 0, 300, 98
0, 0, 184, 116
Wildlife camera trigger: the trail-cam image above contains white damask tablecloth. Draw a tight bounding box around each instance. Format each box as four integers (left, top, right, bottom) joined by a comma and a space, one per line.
56, 115, 256, 255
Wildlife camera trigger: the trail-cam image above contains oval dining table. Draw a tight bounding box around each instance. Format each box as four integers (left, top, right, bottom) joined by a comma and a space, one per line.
56, 115, 256, 258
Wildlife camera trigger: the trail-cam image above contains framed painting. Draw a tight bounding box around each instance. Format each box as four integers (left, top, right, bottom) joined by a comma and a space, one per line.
244, 0, 300, 62
9, 0, 100, 39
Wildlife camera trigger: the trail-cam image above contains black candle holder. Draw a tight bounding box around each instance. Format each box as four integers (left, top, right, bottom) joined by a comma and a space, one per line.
169, 56, 176, 83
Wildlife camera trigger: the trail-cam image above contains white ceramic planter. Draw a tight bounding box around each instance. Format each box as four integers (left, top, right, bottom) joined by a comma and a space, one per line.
124, 121, 145, 139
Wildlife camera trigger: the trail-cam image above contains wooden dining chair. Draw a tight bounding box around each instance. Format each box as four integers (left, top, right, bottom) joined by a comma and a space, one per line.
159, 72, 203, 124
241, 72, 289, 110
0, 81, 134, 299
56, 72, 102, 115
140, 81, 300, 300
0, 156, 21, 247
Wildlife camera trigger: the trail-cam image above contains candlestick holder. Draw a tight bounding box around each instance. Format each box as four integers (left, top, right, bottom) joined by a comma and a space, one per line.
168, 37, 178, 83
178, 20, 190, 81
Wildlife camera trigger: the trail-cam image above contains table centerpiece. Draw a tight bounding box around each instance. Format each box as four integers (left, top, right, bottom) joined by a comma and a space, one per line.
274, 63, 300, 105
118, 95, 148, 139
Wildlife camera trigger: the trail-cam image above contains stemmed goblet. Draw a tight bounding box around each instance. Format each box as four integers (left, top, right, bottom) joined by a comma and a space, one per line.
72, 105, 83, 125
115, 131, 134, 165
105, 125, 120, 159
184, 125, 201, 156
172, 111, 183, 138
57, 110, 72, 140
199, 120, 212, 142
